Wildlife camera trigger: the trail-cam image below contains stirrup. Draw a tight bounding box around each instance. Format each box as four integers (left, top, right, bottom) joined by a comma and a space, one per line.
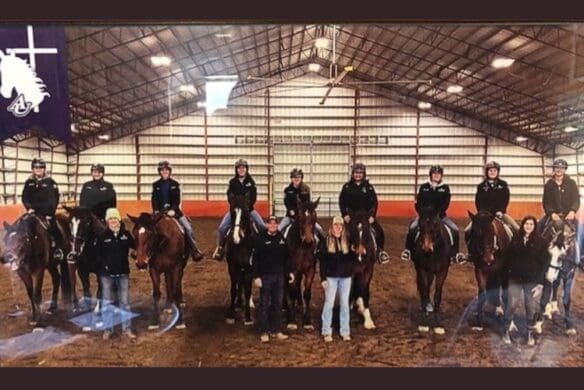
212, 247, 224, 261
378, 251, 390, 264
454, 253, 467, 264
53, 249, 64, 261
400, 249, 411, 262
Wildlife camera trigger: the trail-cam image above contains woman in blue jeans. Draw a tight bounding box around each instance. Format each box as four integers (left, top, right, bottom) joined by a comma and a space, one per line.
95, 208, 136, 340
320, 216, 357, 342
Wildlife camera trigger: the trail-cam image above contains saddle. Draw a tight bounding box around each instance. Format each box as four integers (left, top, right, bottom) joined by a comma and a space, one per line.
414, 222, 455, 247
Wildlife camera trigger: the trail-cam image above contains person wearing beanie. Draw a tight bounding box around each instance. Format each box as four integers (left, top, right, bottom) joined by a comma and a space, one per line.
95, 208, 136, 340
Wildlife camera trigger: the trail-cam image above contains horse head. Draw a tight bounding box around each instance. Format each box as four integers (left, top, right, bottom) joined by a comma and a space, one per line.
417, 205, 442, 255
468, 210, 498, 265
545, 220, 577, 283
348, 210, 373, 262
129, 213, 161, 270
0, 50, 13, 98
296, 196, 320, 245
229, 193, 251, 245
65, 206, 102, 260
2, 216, 39, 271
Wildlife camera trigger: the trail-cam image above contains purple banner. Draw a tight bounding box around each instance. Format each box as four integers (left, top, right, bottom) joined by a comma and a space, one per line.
0, 25, 71, 143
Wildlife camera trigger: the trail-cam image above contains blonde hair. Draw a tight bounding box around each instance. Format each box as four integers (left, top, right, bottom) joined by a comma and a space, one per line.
327, 223, 350, 254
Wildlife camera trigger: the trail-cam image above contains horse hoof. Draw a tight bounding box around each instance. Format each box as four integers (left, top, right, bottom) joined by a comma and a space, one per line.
433, 327, 445, 335
175, 323, 187, 330
244, 320, 254, 326
364, 322, 376, 330
495, 306, 504, 317
32, 327, 44, 333
225, 318, 235, 325
534, 321, 543, 335
148, 324, 160, 331
287, 324, 298, 330
566, 328, 577, 336
418, 325, 430, 333
82, 326, 92, 332
303, 325, 314, 331
543, 312, 553, 320
471, 326, 484, 332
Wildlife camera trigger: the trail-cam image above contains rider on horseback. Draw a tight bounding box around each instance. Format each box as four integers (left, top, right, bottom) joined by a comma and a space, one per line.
151, 161, 204, 261
79, 163, 117, 221
339, 163, 390, 264
21, 158, 65, 261
401, 165, 462, 263
464, 161, 519, 243
278, 168, 325, 240
213, 159, 267, 260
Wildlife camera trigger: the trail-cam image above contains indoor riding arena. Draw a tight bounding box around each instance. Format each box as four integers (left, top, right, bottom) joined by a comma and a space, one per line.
0, 24, 583, 367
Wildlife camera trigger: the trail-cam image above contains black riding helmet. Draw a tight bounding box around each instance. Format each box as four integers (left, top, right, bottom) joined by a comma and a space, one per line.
31, 158, 46, 169
290, 168, 304, 179
157, 160, 172, 174
90, 163, 105, 174
552, 158, 568, 169
429, 165, 443, 176
484, 161, 500, 177
234, 159, 249, 175
351, 163, 367, 178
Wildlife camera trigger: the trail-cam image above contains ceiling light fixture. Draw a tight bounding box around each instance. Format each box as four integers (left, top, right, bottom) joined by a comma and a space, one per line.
446, 84, 463, 94
491, 57, 515, 69
564, 126, 578, 133
314, 37, 330, 49
515, 136, 528, 142
150, 56, 171, 67
308, 63, 321, 72
418, 102, 432, 109
97, 134, 110, 141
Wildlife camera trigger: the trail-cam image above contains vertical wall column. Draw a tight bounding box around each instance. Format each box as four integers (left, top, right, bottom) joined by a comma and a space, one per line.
204, 110, 209, 201
414, 109, 420, 198
352, 89, 360, 165
266, 89, 273, 215
483, 136, 489, 165
73, 153, 80, 203
135, 135, 141, 200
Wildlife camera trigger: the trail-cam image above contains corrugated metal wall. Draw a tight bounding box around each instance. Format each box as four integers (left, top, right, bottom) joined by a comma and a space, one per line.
64, 75, 558, 216
0, 138, 68, 205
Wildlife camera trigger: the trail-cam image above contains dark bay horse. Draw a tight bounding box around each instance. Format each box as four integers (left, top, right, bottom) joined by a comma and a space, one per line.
346, 210, 377, 329
129, 212, 189, 330
465, 210, 513, 331
537, 220, 578, 335
63, 206, 106, 312
2, 214, 62, 327
284, 197, 320, 330
224, 193, 256, 325
411, 206, 452, 334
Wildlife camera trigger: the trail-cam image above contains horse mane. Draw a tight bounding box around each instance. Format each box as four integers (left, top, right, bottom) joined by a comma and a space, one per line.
0, 53, 50, 97
135, 212, 156, 228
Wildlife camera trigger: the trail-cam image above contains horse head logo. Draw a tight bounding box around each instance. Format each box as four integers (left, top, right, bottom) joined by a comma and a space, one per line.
0, 50, 50, 117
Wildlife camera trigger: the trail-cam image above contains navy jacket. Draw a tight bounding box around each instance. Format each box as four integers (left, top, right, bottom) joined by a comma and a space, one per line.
95, 227, 135, 276
339, 180, 378, 218
227, 175, 258, 210
542, 176, 580, 217
252, 231, 289, 278
22, 176, 59, 216
283, 183, 311, 217
475, 178, 510, 215
415, 181, 451, 218
80, 179, 117, 220
151, 178, 183, 218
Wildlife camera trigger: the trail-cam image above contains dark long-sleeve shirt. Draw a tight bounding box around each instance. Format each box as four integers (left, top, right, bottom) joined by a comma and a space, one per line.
475, 178, 510, 215
505, 235, 548, 284
227, 175, 258, 210
319, 241, 356, 280
22, 176, 59, 216
542, 176, 580, 217
79, 179, 117, 220
151, 178, 183, 218
252, 231, 289, 278
95, 228, 135, 276
415, 181, 451, 218
339, 180, 378, 218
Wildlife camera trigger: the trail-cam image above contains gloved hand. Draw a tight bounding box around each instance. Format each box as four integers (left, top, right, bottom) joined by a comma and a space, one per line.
167, 210, 176, 217
551, 213, 561, 222
254, 278, 262, 288
531, 284, 543, 299
289, 210, 295, 217
27, 208, 35, 215
495, 211, 503, 219
321, 280, 328, 289
566, 211, 576, 220
153, 210, 160, 215
368, 216, 375, 224
288, 273, 295, 284
344, 215, 351, 223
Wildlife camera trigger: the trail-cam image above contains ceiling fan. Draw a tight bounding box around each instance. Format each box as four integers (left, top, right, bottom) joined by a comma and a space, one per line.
246, 25, 433, 105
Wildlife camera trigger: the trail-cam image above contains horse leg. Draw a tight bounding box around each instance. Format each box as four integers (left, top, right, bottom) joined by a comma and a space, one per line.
563, 274, 576, 335
32, 269, 45, 328
47, 264, 61, 314
354, 272, 375, 329
535, 282, 553, 334
78, 264, 92, 310
18, 271, 37, 327
164, 272, 173, 312
432, 267, 449, 335
226, 268, 237, 324
473, 267, 488, 331
486, 272, 503, 317
171, 267, 187, 329
285, 274, 299, 330
415, 269, 431, 332
148, 269, 162, 330
243, 269, 254, 326
362, 271, 376, 330
302, 266, 316, 330
67, 262, 80, 311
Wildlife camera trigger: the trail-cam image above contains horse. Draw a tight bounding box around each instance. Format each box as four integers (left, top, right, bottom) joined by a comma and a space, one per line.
536, 220, 579, 335
346, 210, 377, 329
1, 214, 62, 327
410, 206, 452, 335
224, 193, 256, 326
465, 210, 513, 331
284, 196, 320, 330
129, 212, 189, 330
63, 206, 106, 312
0, 50, 50, 115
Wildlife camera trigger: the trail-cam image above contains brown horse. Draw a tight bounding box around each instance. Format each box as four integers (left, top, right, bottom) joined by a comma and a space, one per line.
129, 212, 189, 330
346, 210, 377, 329
465, 210, 513, 331
284, 196, 320, 330
411, 206, 452, 334
2, 214, 62, 327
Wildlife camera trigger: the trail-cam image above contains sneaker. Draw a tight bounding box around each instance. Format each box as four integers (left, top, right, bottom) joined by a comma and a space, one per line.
212, 246, 224, 261
271, 332, 289, 340
260, 333, 270, 343
102, 331, 112, 340
527, 331, 535, 347
378, 251, 390, 264
400, 249, 411, 262
502, 330, 511, 345
124, 329, 137, 339
341, 335, 351, 341
323, 335, 333, 343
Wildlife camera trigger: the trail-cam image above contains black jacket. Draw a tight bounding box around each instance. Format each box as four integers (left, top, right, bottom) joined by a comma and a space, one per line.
475, 178, 510, 215
227, 175, 257, 210
151, 178, 183, 218
252, 231, 289, 278
415, 181, 451, 218
542, 176, 580, 217
505, 235, 548, 284
95, 228, 135, 276
283, 183, 311, 217
339, 180, 378, 218
319, 241, 356, 280
22, 176, 59, 216
79, 179, 117, 220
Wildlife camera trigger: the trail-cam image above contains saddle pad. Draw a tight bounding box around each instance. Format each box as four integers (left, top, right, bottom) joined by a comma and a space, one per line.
172, 218, 185, 236
443, 225, 454, 246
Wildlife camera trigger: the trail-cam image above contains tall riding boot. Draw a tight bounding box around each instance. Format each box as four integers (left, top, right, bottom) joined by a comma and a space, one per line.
373, 223, 389, 264
213, 235, 226, 261
48, 217, 64, 261
188, 235, 204, 262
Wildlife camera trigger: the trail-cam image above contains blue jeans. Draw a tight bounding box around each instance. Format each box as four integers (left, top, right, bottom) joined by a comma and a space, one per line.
257, 274, 284, 334
100, 274, 131, 332
321, 277, 352, 337
217, 210, 266, 244
278, 216, 325, 237
177, 215, 196, 241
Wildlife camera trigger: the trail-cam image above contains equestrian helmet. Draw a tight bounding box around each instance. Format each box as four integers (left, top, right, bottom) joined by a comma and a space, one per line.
552, 158, 568, 169
484, 161, 500, 175
351, 163, 366, 175
157, 160, 172, 173
90, 163, 105, 174
31, 158, 46, 169
235, 159, 249, 169
290, 168, 304, 179
429, 165, 443, 176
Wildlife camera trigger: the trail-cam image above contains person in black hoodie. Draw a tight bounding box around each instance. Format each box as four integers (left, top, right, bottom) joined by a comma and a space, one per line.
320, 216, 356, 342
213, 159, 266, 260
252, 215, 292, 343
95, 208, 136, 340
502, 215, 548, 346
79, 163, 117, 221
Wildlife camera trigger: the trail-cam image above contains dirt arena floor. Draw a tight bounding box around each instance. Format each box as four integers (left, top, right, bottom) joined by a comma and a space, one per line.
0, 217, 582, 367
